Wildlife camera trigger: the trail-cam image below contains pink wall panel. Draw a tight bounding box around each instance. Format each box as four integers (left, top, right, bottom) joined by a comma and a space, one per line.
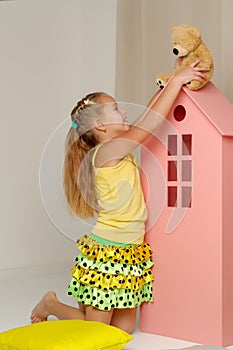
140, 90, 227, 346
222, 137, 233, 346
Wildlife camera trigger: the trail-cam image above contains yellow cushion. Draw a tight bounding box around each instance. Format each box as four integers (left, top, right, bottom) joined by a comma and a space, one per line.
0, 320, 133, 350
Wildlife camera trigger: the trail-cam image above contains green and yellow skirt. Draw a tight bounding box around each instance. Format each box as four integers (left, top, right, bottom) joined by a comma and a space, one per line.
67, 233, 154, 311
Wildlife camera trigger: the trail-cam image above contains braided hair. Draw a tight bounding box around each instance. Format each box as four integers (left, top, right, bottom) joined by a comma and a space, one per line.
63, 92, 108, 218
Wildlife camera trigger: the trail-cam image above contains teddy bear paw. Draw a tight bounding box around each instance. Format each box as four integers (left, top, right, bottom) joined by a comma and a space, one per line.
186, 80, 203, 90
156, 73, 170, 89
156, 79, 165, 89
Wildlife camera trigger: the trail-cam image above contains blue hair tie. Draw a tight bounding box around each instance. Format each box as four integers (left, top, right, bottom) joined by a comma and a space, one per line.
72, 122, 78, 129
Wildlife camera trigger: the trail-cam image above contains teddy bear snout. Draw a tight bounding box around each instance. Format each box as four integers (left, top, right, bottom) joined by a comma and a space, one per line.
172, 45, 189, 57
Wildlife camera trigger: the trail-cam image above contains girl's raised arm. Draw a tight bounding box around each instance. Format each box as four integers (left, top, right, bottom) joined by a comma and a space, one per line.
96, 60, 209, 167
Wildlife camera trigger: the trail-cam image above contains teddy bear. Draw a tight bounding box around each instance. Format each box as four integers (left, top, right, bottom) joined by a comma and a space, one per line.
156, 24, 214, 90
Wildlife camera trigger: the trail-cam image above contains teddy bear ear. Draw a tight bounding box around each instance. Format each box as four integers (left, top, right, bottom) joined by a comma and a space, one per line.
189, 26, 201, 39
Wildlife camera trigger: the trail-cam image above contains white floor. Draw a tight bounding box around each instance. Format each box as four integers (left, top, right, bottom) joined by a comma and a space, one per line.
0, 263, 231, 350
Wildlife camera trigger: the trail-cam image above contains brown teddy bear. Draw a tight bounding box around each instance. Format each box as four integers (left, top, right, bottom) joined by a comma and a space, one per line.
156, 24, 214, 90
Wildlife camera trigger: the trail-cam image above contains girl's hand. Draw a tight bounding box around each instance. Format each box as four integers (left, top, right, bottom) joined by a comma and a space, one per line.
174, 59, 210, 86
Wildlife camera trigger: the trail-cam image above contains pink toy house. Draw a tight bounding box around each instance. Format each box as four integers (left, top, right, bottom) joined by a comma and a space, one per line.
140, 82, 233, 347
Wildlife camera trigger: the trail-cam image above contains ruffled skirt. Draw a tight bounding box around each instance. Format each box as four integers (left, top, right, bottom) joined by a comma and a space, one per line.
67, 234, 154, 311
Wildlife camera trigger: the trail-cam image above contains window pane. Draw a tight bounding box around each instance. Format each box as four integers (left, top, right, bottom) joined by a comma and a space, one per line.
182, 160, 192, 181
168, 135, 177, 156
168, 186, 177, 207
168, 161, 177, 181
182, 134, 192, 155
182, 186, 192, 207
174, 105, 186, 122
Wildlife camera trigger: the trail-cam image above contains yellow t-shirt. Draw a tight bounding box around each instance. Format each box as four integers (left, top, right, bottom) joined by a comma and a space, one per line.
92, 146, 147, 244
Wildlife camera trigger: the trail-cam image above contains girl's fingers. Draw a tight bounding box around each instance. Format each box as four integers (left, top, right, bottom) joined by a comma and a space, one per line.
193, 66, 210, 72
190, 59, 210, 72
190, 59, 202, 67
194, 69, 207, 76
193, 72, 208, 81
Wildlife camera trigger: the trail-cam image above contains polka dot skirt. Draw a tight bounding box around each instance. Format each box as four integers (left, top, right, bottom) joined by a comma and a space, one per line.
67, 234, 154, 311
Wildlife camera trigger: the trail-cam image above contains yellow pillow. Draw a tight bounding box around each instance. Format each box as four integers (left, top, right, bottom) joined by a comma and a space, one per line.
0, 320, 133, 350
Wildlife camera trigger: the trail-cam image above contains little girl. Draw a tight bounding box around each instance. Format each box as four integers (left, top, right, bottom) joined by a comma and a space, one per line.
31, 60, 208, 333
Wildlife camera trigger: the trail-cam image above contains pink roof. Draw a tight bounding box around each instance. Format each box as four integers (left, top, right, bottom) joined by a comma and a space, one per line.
183, 82, 233, 136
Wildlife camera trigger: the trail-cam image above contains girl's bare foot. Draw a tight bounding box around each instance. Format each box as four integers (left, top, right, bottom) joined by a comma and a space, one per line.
30, 291, 57, 323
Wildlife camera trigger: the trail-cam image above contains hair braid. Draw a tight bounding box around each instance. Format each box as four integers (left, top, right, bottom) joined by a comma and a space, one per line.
63, 91, 108, 218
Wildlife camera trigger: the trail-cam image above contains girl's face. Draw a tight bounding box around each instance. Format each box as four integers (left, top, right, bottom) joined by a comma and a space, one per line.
98, 95, 129, 137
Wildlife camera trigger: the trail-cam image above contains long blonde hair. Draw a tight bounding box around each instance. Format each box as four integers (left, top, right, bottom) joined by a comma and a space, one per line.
63, 92, 107, 218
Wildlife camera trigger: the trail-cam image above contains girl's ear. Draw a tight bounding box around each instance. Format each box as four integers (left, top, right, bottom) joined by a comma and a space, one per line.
94, 118, 106, 132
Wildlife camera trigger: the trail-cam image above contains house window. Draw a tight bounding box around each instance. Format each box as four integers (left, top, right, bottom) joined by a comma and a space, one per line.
174, 105, 186, 122
167, 134, 192, 208
182, 135, 192, 155
182, 186, 192, 208
168, 186, 177, 207
167, 135, 177, 155
168, 160, 177, 181
182, 160, 192, 181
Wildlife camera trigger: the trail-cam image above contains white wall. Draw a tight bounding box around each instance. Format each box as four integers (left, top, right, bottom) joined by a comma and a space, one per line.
116, 0, 233, 105
1, 0, 232, 271
220, 0, 233, 101
0, 0, 117, 270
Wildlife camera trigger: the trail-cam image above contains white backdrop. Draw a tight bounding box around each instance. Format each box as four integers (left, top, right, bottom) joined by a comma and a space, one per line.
116, 0, 233, 105
1, 0, 232, 271
0, 0, 117, 270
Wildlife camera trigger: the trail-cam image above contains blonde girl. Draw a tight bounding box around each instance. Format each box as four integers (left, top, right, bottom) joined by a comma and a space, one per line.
31, 60, 209, 334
